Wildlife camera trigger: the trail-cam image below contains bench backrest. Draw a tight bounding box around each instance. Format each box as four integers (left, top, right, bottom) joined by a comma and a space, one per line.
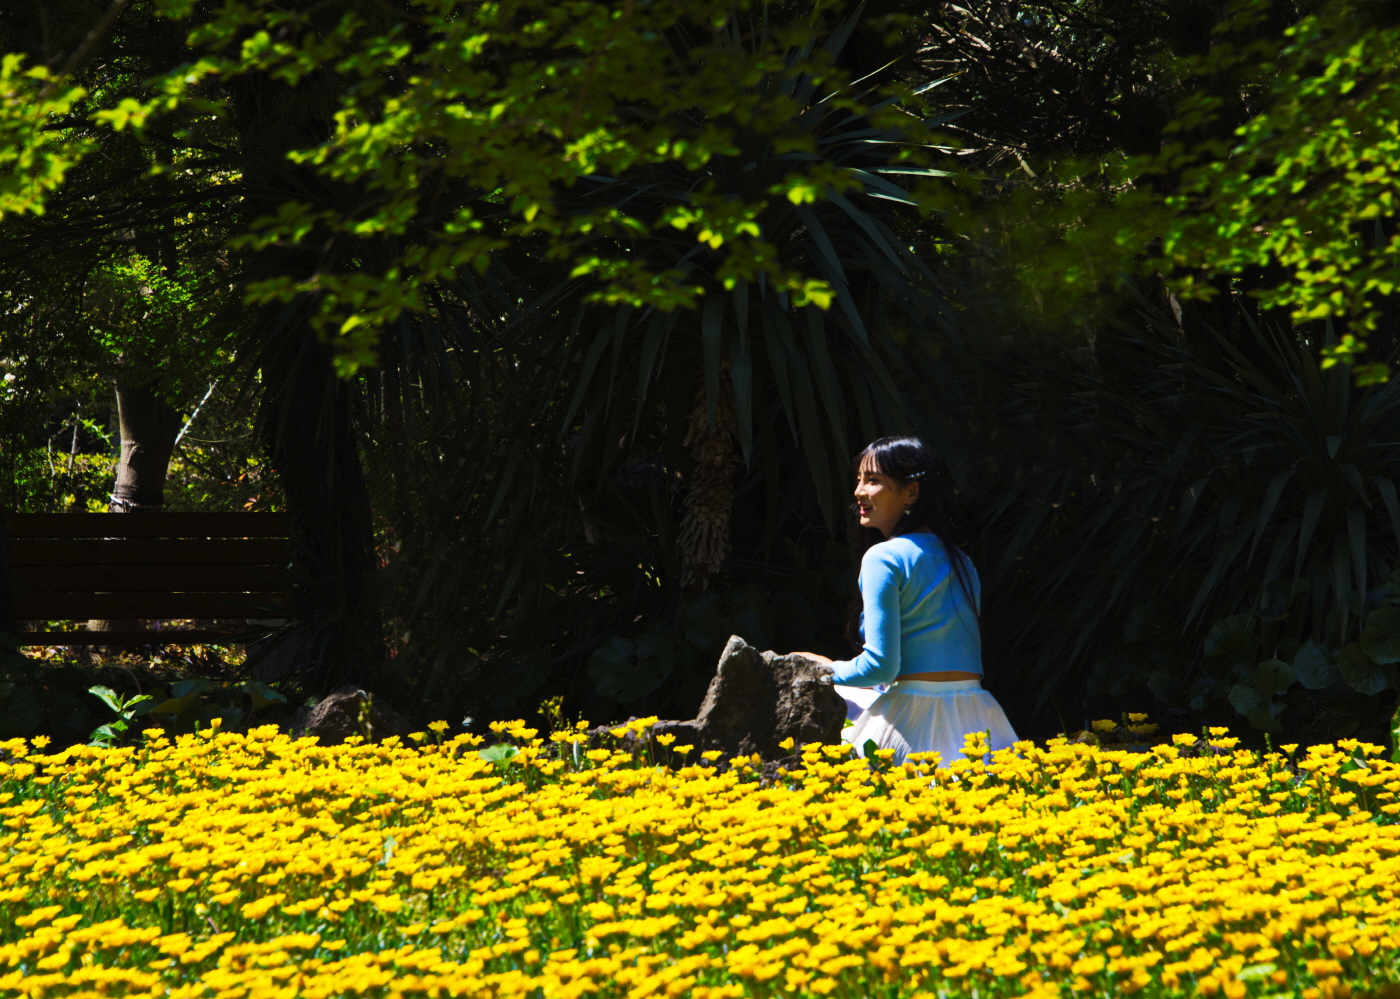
5, 513, 292, 646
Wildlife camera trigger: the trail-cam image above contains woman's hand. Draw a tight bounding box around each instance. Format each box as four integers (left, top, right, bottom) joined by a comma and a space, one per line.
792, 651, 833, 665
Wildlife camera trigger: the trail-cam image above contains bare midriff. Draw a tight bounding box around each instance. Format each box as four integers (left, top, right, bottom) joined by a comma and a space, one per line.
898, 671, 981, 682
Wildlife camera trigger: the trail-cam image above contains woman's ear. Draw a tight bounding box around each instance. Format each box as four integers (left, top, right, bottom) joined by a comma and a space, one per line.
905, 481, 920, 507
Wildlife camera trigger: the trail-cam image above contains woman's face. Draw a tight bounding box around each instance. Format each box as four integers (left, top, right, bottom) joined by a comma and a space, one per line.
854, 457, 920, 537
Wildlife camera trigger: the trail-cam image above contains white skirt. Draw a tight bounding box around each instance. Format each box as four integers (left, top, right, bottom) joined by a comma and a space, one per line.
835, 679, 1018, 767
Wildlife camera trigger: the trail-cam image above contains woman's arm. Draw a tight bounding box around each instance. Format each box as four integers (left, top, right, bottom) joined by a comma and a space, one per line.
827, 548, 902, 686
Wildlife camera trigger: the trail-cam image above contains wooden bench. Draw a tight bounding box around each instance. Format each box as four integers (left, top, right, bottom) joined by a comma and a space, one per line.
2, 513, 292, 646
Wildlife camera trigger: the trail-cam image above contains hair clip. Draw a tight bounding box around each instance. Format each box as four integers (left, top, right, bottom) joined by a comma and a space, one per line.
905, 470, 927, 480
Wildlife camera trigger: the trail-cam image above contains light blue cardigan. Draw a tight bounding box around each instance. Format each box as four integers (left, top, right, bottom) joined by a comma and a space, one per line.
828, 533, 983, 686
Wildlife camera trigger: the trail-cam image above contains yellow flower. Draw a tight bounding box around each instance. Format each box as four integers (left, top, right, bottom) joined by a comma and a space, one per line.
0, 716, 1395, 999
13, 905, 61, 927
240, 893, 286, 920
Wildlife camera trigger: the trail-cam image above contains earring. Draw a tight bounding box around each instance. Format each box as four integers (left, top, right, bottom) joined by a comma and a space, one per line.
902, 508, 912, 517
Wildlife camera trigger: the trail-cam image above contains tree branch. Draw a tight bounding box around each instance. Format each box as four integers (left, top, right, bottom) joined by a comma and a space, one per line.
38, 0, 131, 100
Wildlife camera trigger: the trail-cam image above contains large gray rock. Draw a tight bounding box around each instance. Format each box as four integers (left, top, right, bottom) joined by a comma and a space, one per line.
290, 685, 412, 744
651, 635, 845, 760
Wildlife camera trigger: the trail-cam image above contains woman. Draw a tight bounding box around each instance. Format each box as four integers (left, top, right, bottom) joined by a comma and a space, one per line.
796, 436, 1018, 765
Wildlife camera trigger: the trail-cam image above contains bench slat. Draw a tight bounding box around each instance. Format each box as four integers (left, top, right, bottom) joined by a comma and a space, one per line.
14, 630, 274, 647
15, 592, 294, 619
8, 513, 290, 538
14, 564, 291, 593
10, 539, 290, 566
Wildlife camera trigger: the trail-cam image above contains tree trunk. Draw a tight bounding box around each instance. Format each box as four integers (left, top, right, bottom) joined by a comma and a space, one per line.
87, 375, 180, 639
231, 65, 385, 692
678, 362, 738, 593
109, 373, 180, 512
266, 338, 380, 691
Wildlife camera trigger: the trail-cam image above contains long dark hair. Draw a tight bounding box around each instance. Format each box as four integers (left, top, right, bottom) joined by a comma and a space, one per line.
844, 436, 978, 651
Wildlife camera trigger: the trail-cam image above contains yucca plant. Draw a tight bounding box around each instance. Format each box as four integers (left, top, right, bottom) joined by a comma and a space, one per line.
526, 6, 957, 588
974, 295, 1400, 741
359, 5, 963, 720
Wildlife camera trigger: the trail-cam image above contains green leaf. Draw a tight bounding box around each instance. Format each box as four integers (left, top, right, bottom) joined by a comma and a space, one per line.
171, 677, 214, 699
242, 681, 287, 711
1338, 642, 1391, 696
478, 743, 519, 765
1227, 682, 1282, 733
1373, 476, 1400, 546
150, 693, 204, 717
88, 724, 121, 746
1256, 658, 1296, 695
1361, 626, 1400, 665
88, 685, 123, 714
561, 320, 616, 434
587, 634, 677, 703
1292, 639, 1336, 689
632, 308, 678, 444
1367, 604, 1400, 637
1204, 615, 1259, 666
1236, 964, 1278, 982
1248, 470, 1295, 565
1228, 683, 1267, 717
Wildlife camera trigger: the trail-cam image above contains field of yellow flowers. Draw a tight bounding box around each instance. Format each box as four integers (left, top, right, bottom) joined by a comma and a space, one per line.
2, 718, 1399, 999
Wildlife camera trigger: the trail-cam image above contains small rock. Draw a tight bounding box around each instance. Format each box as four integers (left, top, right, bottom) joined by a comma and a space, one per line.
649, 635, 845, 760
291, 685, 411, 744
